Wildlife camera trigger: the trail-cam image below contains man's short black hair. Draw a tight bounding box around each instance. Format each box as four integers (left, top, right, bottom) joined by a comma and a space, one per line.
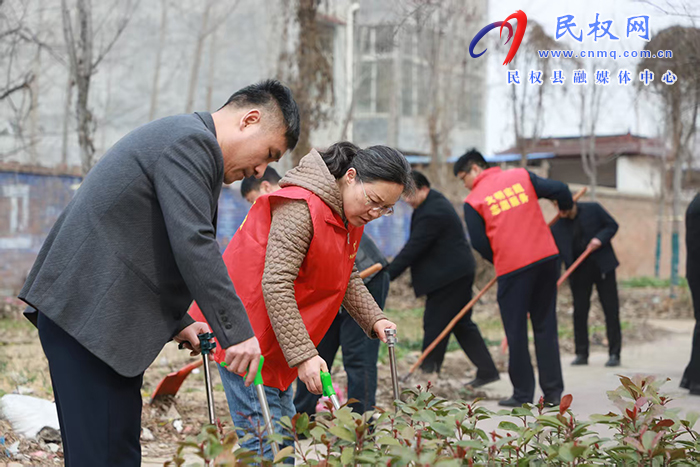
221, 79, 300, 151
453, 148, 490, 176
411, 170, 430, 190
240, 167, 282, 198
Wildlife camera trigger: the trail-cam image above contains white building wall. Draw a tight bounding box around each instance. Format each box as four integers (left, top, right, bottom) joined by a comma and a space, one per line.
616, 156, 662, 197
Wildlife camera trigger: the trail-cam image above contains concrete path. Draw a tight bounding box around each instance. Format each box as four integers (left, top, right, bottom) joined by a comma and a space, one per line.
476, 318, 700, 430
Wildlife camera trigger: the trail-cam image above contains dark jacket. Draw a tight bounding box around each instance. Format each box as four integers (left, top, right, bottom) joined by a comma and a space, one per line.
19, 112, 254, 377
686, 193, 700, 278
387, 189, 476, 297
356, 234, 388, 284
551, 201, 619, 274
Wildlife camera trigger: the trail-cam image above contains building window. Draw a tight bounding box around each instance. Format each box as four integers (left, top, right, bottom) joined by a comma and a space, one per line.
399, 27, 430, 117
356, 25, 395, 115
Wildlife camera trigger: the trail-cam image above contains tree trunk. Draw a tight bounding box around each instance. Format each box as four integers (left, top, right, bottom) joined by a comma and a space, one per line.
61, 75, 73, 169
28, 25, 41, 165
670, 88, 683, 296
655, 153, 667, 278
149, 0, 168, 121
205, 27, 218, 110
62, 0, 96, 175
185, 0, 212, 113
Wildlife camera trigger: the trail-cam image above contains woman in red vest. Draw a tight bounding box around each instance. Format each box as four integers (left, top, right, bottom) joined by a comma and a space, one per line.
189, 142, 412, 459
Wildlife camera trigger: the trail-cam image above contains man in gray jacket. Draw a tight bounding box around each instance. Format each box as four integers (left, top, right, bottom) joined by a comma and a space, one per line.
19, 80, 299, 466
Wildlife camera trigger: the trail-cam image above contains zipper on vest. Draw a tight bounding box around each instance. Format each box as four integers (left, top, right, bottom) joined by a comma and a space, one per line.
347, 232, 350, 244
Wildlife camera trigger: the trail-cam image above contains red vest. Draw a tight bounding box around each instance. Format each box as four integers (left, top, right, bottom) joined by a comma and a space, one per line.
466, 167, 558, 276
189, 186, 364, 390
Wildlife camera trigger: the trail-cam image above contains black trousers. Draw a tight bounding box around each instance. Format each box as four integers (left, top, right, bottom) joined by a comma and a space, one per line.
421, 274, 499, 379
683, 267, 700, 387
294, 271, 390, 415
569, 260, 622, 357
37, 312, 143, 467
497, 259, 564, 403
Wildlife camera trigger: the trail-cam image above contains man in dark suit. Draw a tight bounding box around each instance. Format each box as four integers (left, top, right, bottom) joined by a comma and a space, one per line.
18, 80, 299, 466
551, 201, 622, 367
681, 194, 700, 394
386, 171, 499, 387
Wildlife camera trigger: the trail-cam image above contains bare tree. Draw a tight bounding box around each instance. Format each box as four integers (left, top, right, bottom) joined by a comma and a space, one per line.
638, 26, 700, 292
184, 0, 240, 113
205, 26, 219, 111
148, 0, 168, 121
0, 1, 35, 105
506, 22, 566, 168
391, 0, 480, 188
277, 0, 334, 166
61, 0, 138, 175
184, 0, 213, 114
576, 58, 616, 201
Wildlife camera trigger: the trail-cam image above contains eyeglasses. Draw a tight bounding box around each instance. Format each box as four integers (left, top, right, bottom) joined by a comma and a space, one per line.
359, 178, 394, 216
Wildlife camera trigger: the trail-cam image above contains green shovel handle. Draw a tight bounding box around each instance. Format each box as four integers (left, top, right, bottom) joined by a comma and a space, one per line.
320, 370, 336, 397
221, 355, 265, 386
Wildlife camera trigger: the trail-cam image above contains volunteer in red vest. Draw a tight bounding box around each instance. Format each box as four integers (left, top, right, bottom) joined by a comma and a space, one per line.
190, 142, 412, 459
453, 149, 573, 408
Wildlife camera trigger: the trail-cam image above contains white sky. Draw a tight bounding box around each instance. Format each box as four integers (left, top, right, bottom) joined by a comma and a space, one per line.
484, 0, 698, 154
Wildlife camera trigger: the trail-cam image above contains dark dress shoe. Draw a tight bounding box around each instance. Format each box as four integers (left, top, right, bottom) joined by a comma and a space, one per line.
571, 355, 588, 366
498, 396, 529, 407
466, 374, 500, 388
605, 355, 620, 367
680, 377, 690, 389
689, 383, 700, 396
543, 397, 561, 407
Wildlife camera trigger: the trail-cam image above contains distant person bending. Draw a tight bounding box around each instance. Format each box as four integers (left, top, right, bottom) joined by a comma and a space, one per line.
240, 166, 282, 204
455, 149, 572, 407
386, 171, 500, 388
552, 200, 622, 367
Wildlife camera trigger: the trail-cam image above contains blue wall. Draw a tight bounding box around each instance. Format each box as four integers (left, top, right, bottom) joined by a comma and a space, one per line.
0, 173, 412, 293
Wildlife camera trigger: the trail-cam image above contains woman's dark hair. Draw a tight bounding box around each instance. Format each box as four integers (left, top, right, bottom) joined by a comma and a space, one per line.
319, 142, 414, 194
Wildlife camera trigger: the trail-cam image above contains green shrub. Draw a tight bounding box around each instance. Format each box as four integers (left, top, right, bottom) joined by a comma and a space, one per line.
166, 375, 700, 466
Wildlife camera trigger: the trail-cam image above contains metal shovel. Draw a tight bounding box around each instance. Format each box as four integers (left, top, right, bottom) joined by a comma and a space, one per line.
246, 356, 279, 457
179, 332, 217, 425
385, 328, 400, 408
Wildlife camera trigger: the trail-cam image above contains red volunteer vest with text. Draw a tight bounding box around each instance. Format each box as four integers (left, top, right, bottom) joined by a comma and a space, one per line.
189, 186, 363, 390
466, 167, 558, 277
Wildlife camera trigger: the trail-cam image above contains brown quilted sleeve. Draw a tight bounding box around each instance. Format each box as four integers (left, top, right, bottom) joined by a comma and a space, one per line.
261, 199, 318, 368
342, 265, 387, 338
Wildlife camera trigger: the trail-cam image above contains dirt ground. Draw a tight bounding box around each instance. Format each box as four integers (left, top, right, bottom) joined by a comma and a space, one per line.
0, 275, 693, 466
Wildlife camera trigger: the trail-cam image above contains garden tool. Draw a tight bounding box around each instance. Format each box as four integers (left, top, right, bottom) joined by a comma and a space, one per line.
197, 333, 218, 425
557, 245, 595, 287
385, 328, 400, 406
402, 187, 589, 381
175, 333, 217, 424
320, 371, 341, 410
240, 356, 279, 457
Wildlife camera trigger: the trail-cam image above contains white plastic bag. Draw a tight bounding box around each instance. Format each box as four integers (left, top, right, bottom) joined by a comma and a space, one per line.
0, 394, 60, 439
